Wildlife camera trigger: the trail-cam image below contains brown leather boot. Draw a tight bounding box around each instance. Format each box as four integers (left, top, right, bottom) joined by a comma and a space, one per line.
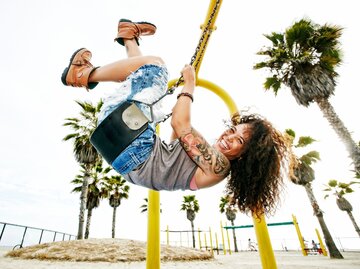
61, 48, 98, 90
115, 19, 156, 46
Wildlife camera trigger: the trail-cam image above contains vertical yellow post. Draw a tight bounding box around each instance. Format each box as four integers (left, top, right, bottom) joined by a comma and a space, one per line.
220, 221, 226, 255
146, 125, 161, 269
198, 228, 202, 250
146, 190, 160, 269
209, 227, 214, 255
166, 225, 169, 246
292, 214, 307, 256
215, 232, 219, 255
225, 222, 232, 255
204, 232, 208, 251
253, 215, 278, 269
315, 228, 328, 256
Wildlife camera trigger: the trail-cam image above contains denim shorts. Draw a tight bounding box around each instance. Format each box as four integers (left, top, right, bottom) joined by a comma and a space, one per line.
98, 64, 169, 175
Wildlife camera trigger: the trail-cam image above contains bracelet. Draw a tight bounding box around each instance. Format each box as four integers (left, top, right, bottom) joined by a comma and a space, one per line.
177, 92, 194, 102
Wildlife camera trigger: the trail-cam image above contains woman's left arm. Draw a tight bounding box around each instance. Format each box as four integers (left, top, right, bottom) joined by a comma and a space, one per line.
171, 64, 195, 138
171, 65, 230, 188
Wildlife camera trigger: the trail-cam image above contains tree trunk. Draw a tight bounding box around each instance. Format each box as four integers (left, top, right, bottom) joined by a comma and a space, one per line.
304, 184, 343, 259
315, 98, 360, 174
77, 174, 89, 240
112, 206, 117, 238
84, 208, 93, 239
231, 220, 238, 252
191, 221, 196, 248
346, 211, 360, 237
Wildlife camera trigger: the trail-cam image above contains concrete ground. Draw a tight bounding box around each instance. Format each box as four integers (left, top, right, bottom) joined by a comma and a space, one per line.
1, 247, 359, 269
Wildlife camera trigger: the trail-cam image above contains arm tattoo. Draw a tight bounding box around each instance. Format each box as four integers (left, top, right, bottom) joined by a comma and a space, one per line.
180, 128, 229, 176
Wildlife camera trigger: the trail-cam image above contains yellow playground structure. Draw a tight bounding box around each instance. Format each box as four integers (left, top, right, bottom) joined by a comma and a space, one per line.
146, 0, 280, 268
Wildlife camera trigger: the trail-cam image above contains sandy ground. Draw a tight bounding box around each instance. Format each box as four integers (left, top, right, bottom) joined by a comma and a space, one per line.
1, 239, 360, 269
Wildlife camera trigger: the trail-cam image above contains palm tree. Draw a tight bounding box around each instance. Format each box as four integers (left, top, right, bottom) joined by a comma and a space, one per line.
219, 195, 238, 252
324, 179, 360, 237
71, 161, 110, 239
63, 100, 103, 239
85, 162, 111, 239
254, 18, 360, 175
180, 195, 200, 248
103, 174, 130, 238
285, 129, 343, 258
355, 142, 360, 184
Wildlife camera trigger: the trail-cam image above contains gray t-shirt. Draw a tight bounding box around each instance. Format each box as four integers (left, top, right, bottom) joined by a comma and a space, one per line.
124, 135, 197, 191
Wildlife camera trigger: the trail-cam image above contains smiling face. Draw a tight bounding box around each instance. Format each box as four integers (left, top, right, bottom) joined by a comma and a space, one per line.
214, 124, 252, 160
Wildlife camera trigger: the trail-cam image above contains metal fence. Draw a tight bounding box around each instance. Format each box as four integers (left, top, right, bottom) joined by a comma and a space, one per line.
0, 222, 76, 250
160, 229, 360, 253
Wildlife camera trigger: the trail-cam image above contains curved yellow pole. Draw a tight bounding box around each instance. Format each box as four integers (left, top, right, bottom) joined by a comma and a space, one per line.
146, 2, 224, 265
171, 76, 277, 267
147, 2, 277, 268
168, 78, 239, 118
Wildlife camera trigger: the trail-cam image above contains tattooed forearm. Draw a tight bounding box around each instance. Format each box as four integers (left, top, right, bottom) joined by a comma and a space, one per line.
197, 143, 212, 164
214, 151, 229, 175
180, 128, 230, 176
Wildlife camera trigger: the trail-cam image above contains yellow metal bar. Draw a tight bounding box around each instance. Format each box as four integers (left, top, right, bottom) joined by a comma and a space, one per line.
292, 214, 307, 256
169, 75, 278, 266
146, 124, 161, 269
198, 228, 202, 250
168, 78, 239, 117
197, 79, 238, 115
146, 189, 160, 269
166, 225, 169, 246
203, 0, 223, 29
145, 1, 224, 264
166, 2, 277, 266
194, 0, 223, 74
315, 228, 328, 256
220, 221, 226, 255
253, 215, 278, 269
225, 222, 232, 255
170, 62, 279, 268
215, 232, 219, 255
204, 232, 208, 250
209, 227, 214, 255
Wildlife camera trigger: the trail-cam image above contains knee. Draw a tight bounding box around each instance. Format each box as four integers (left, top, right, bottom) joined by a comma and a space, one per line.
148, 56, 165, 66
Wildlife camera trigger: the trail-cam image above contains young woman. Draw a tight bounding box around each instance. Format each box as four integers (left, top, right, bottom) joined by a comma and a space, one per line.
61, 19, 288, 216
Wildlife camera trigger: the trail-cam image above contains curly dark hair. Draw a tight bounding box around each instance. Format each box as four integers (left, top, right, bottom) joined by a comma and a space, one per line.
226, 114, 287, 219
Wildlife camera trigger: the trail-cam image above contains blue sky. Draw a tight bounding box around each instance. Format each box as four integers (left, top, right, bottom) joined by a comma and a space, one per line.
0, 0, 359, 250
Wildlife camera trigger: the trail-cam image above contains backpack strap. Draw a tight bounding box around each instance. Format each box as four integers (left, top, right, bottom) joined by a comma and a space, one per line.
90, 101, 149, 164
